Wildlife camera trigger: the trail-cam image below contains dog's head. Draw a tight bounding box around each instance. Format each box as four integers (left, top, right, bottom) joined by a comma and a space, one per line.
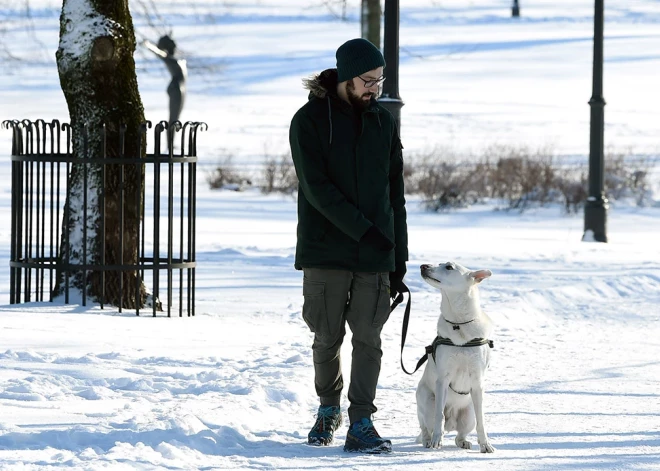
420, 262, 492, 293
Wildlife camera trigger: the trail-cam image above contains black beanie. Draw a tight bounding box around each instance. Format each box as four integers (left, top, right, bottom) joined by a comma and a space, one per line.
335, 38, 385, 83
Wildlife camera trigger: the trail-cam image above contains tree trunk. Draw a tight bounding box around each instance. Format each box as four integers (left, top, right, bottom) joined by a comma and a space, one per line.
54, 0, 147, 308
361, 0, 381, 48
512, 0, 520, 17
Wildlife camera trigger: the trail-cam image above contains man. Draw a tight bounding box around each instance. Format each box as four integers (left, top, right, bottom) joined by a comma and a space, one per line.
289, 38, 408, 453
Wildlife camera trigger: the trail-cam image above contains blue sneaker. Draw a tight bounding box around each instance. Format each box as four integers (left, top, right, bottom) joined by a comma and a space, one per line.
307, 405, 343, 446
344, 418, 392, 453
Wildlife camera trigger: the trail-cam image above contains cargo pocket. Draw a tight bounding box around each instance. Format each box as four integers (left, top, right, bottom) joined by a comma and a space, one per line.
302, 279, 328, 334
372, 273, 392, 327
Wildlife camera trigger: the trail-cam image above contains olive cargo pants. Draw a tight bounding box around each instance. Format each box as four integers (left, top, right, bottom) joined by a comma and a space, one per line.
302, 268, 392, 424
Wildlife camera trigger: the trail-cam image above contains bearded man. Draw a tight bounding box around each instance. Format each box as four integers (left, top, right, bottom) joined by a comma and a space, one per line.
289, 38, 409, 454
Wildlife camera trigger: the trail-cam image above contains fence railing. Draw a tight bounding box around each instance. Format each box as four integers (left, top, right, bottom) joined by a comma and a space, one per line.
2, 119, 205, 317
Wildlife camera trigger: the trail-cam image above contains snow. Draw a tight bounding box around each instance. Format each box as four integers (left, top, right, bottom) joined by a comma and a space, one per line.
582, 229, 596, 242
58, 0, 113, 60
0, 0, 659, 470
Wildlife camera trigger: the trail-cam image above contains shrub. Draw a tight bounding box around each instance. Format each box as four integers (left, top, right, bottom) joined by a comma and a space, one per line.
604, 148, 653, 206
405, 147, 482, 211
486, 145, 556, 211
405, 144, 656, 212
206, 155, 252, 191
262, 151, 298, 195
206, 142, 657, 210
555, 167, 588, 214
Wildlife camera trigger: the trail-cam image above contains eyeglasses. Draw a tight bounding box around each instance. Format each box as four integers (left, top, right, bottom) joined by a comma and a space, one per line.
356, 75, 386, 88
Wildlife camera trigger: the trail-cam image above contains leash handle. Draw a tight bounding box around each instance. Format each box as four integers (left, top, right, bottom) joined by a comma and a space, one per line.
390, 282, 428, 375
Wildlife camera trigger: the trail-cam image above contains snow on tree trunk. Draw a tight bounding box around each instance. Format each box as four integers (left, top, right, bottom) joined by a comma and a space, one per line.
55, 0, 147, 308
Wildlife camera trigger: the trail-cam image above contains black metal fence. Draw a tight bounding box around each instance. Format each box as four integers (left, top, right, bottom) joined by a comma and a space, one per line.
2, 119, 205, 317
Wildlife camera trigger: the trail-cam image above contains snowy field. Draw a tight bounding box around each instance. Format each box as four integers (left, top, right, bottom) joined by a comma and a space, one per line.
0, 0, 659, 470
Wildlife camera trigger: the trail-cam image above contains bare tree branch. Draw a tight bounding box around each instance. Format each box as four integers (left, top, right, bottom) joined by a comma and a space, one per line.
305, 0, 350, 21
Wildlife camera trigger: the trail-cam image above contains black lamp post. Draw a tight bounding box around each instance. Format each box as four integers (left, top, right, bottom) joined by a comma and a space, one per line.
512, 0, 520, 17
583, 0, 608, 242
379, 0, 404, 134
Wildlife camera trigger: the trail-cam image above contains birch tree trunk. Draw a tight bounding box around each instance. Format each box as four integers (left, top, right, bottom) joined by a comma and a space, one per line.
54, 0, 146, 308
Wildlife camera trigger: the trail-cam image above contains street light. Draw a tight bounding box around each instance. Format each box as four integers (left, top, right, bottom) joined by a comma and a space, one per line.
583, 0, 608, 242
379, 0, 404, 134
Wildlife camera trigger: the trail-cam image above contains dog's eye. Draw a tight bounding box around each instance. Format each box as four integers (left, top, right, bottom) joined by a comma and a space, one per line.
445, 265, 454, 270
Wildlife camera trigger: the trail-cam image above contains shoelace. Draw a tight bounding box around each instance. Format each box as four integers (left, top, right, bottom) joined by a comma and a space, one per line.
354, 422, 380, 439
314, 408, 338, 433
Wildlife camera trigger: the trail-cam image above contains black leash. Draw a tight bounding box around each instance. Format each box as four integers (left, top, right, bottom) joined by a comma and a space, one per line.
391, 283, 494, 376
390, 282, 426, 375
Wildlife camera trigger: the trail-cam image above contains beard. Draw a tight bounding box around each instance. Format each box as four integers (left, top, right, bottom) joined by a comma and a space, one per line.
346, 80, 374, 111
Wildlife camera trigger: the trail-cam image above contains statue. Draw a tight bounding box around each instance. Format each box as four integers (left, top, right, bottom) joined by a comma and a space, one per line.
142, 35, 187, 127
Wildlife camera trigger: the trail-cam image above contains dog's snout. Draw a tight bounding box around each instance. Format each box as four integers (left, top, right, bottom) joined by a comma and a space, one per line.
420, 264, 430, 271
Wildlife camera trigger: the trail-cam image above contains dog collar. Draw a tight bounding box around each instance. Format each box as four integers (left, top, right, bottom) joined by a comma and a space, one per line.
449, 384, 470, 396
444, 318, 475, 330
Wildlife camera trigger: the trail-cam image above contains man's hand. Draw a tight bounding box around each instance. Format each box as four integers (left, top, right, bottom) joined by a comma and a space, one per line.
361, 226, 395, 251
389, 261, 407, 299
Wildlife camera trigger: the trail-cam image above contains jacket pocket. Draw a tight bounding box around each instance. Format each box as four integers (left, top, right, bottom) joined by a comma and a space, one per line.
372, 272, 392, 327
302, 279, 328, 334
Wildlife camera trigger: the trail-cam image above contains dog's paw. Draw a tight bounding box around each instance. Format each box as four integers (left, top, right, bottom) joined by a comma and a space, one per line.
420, 431, 432, 448
480, 442, 495, 453
430, 432, 443, 449
455, 437, 472, 450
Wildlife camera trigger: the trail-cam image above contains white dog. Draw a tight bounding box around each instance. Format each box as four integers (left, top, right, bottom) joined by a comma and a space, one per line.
416, 262, 495, 453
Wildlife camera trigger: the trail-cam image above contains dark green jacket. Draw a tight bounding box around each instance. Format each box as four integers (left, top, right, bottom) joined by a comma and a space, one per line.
289, 68, 408, 272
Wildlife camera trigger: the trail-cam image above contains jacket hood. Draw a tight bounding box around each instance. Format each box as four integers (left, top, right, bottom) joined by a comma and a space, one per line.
301, 68, 382, 145
302, 68, 339, 99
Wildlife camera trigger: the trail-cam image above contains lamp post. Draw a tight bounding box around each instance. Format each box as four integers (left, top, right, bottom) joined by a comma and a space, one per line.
512, 0, 520, 17
379, 0, 404, 134
583, 0, 608, 242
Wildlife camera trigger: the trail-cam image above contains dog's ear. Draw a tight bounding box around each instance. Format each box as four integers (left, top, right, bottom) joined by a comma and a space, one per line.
470, 269, 492, 284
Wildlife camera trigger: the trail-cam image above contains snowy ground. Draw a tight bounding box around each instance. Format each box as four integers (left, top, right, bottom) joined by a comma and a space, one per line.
0, 0, 659, 470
